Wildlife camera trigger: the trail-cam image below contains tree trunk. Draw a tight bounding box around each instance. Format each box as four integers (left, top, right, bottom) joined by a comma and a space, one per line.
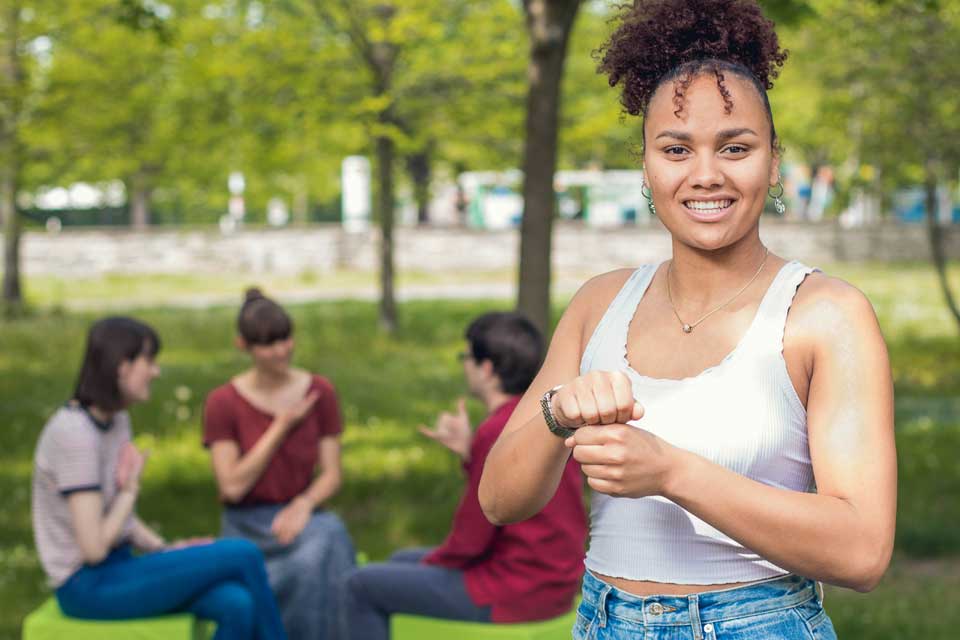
376, 128, 397, 333
1, 0, 23, 307
924, 160, 960, 332
516, 0, 581, 335
406, 147, 431, 226
1, 165, 21, 307
128, 174, 152, 229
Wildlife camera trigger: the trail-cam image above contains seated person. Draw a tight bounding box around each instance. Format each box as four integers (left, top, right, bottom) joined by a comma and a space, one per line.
32, 316, 285, 640
203, 289, 354, 640
341, 312, 587, 640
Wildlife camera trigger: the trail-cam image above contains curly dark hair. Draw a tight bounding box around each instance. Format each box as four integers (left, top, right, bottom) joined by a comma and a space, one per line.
597, 0, 788, 147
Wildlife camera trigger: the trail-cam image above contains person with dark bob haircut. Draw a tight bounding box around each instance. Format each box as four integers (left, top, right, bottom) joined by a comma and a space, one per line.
339, 311, 587, 640
203, 289, 355, 640
480, 2, 895, 639
31, 316, 287, 640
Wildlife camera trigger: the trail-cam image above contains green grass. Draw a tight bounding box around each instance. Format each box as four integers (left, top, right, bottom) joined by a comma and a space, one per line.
2, 262, 959, 638
21, 268, 523, 310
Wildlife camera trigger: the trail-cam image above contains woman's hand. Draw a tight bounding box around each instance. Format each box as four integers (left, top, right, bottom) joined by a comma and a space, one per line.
165, 536, 216, 551
565, 424, 681, 498
552, 370, 644, 429
271, 496, 312, 545
276, 391, 320, 433
115, 442, 147, 492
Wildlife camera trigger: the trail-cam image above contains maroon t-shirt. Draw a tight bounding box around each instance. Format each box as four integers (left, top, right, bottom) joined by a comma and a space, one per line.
203, 375, 343, 506
423, 396, 588, 623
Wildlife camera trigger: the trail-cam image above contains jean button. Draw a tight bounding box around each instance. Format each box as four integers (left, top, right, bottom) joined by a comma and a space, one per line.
649, 602, 664, 615
704, 622, 714, 633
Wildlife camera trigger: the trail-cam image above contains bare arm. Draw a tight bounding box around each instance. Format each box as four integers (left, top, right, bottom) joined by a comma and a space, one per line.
570, 278, 897, 591
672, 280, 895, 590
479, 271, 634, 524
67, 488, 138, 564
209, 391, 319, 503
299, 436, 342, 508
129, 516, 166, 553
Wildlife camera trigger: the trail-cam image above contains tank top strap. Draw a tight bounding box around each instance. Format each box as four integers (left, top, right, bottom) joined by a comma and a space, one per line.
742, 260, 819, 355
580, 263, 659, 374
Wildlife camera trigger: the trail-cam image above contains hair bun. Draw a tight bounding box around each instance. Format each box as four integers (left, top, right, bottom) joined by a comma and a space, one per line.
598, 0, 788, 116
243, 287, 266, 304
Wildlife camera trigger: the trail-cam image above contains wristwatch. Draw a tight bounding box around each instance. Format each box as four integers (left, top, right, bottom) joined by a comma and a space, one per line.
541, 385, 576, 439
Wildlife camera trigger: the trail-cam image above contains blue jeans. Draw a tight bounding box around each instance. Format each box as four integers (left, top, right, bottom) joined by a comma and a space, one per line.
56, 539, 286, 640
222, 505, 356, 640
574, 571, 837, 640
340, 547, 492, 640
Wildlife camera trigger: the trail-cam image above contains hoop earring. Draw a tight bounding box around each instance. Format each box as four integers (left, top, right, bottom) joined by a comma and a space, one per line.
769, 181, 786, 215
641, 184, 657, 217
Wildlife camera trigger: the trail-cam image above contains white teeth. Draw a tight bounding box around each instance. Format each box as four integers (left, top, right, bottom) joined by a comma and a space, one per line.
685, 200, 732, 211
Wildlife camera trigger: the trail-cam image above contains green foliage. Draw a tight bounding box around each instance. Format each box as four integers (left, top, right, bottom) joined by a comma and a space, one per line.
771, 0, 960, 203
9, 0, 955, 225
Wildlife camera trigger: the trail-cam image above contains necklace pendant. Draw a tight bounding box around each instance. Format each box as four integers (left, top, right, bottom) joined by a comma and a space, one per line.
682, 324, 692, 333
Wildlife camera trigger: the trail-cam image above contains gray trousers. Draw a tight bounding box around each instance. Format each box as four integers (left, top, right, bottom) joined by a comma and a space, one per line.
339, 547, 491, 640
222, 505, 356, 640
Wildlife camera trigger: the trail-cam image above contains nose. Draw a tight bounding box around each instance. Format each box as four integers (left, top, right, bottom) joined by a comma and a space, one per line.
688, 153, 725, 190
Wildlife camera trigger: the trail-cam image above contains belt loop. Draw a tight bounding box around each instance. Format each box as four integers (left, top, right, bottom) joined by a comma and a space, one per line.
596, 584, 612, 628
816, 580, 826, 607
688, 594, 703, 640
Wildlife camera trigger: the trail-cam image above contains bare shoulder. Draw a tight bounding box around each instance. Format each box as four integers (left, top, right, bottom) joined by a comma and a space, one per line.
788, 271, 883, 348
568, 267, 637, 312
553, 267, 642, 352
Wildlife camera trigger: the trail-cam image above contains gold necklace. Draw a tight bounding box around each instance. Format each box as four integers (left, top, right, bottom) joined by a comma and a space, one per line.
666, 248, 770, 334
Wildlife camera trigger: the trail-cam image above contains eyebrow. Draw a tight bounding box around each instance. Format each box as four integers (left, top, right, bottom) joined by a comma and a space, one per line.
654, 128, 759, 142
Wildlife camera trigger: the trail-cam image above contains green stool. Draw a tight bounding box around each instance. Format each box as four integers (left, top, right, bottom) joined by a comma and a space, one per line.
391, 609, 577, 640
22, 598, 213, 640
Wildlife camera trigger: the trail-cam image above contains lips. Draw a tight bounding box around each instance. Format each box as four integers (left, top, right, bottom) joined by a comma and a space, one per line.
682, 198, 736, 221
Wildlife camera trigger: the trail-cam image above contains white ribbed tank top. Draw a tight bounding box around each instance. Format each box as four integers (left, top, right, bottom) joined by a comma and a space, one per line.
581, 260, 817, 584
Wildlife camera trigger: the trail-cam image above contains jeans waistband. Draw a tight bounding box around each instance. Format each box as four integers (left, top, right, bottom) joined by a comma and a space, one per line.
581, 570, 818, 627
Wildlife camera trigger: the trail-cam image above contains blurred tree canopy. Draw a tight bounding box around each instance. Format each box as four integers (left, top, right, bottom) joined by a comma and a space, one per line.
4, 0, 955, 224
1, 0, 957, 314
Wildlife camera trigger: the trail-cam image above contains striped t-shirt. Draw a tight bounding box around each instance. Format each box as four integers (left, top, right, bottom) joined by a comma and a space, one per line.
31, 404, 135, 587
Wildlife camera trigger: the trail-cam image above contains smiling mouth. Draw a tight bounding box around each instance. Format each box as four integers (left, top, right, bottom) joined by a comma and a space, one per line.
684, 199, 734, 211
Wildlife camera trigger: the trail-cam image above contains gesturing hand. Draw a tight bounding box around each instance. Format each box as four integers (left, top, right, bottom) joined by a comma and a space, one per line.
419, 398, 472, 461
565, 424, 679, 499
115, 442, 148, 492
277, 390, 320, 433
552, 371, 644, 429
271, 497, 312, 546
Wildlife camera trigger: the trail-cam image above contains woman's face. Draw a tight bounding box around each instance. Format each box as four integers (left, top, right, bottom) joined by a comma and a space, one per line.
118, 352, 161, 405
247, 337, 294, 375
642, 72, 779, 252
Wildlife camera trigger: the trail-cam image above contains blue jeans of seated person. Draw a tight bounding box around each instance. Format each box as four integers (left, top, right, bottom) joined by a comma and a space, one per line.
56, 538, 286, 640
574, 570, 837, 640
340, 547, 492, 640
222, 504, 356, 640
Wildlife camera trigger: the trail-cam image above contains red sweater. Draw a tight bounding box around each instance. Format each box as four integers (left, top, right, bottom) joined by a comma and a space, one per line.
423, 396, 587, 622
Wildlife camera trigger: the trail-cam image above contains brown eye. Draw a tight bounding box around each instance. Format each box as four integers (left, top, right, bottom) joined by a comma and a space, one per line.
723, 145, 749, 154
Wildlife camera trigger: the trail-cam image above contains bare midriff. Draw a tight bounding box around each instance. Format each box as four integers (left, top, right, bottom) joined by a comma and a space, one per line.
594, 572, 756, 596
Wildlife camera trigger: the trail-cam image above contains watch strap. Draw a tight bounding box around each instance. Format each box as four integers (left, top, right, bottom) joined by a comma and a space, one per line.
541, 385, 576, 439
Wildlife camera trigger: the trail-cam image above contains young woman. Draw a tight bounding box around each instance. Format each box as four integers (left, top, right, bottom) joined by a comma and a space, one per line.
203, 289, 355, 640
32, 316, 286, 640
479, 2, 896, 639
